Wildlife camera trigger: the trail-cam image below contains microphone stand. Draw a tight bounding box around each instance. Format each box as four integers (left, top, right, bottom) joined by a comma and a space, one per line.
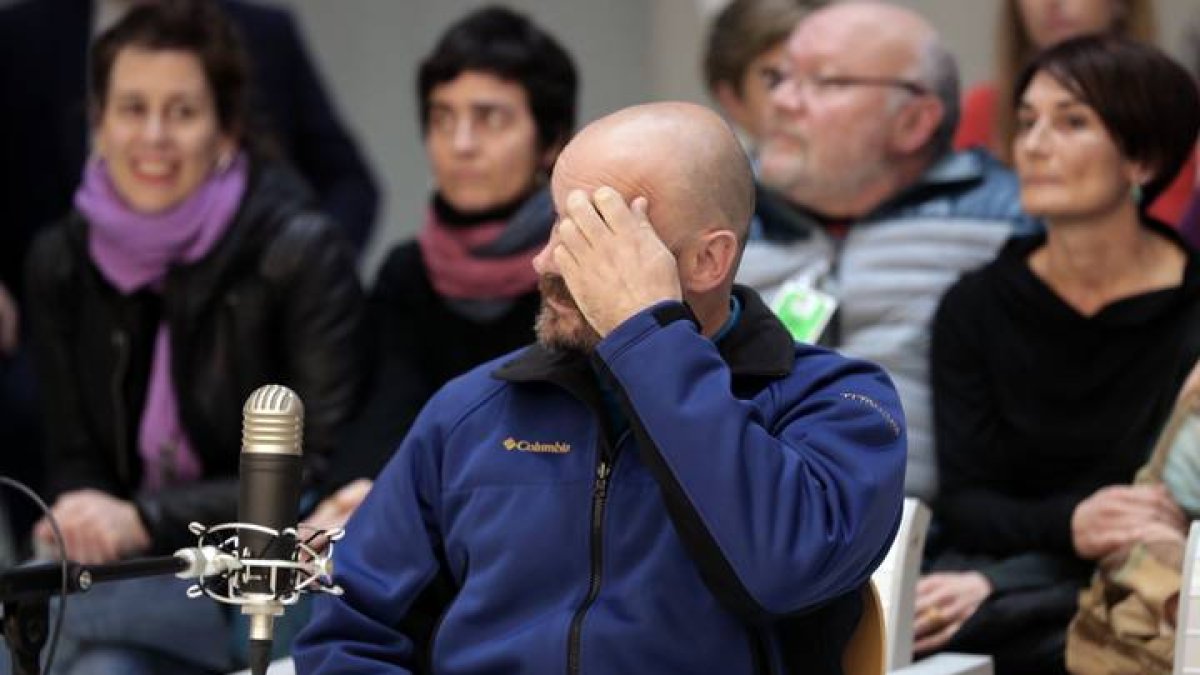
0, 521, 342, 675
0, 555, 190, 675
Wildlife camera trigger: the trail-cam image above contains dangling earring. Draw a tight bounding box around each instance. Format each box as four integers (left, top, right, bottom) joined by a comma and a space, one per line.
89, 137, 105, 166
1130, 182, 1144, 205
216, 152, 233, 174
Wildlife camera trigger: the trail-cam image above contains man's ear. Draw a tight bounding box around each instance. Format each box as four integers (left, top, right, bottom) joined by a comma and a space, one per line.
890, 95, 944, 155
681, 229, 740, 294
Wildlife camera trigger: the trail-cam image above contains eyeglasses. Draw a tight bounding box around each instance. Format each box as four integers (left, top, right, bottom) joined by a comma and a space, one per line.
773, 73, 931, 99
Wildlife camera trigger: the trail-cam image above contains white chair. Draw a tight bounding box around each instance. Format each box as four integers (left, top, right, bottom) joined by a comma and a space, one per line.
871, 497, 994, 675
891, 653, 994, 675
872, 497, 932, 670
1175, 521, 1200, 674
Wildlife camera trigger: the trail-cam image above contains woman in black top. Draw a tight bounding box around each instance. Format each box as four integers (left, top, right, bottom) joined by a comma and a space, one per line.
915, 36, 1200, 675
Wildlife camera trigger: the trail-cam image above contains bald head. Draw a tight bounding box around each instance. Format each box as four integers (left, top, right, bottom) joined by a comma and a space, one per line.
798, 1, 936, 63
552, 102, 755, 247
793, 1, 959, 157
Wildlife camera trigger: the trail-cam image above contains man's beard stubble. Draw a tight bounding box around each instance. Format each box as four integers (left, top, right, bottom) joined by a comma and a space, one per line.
759, 128, 892, 210
534, 274, 602, 353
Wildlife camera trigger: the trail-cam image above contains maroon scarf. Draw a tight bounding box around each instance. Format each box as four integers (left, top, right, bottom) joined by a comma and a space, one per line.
416, 204, 543, 300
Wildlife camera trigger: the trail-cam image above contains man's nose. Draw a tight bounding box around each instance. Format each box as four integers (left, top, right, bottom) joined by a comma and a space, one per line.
532, 228, 560, 276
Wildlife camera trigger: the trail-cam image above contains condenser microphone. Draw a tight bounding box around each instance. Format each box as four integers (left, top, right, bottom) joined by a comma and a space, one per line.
237, 384, 304, 675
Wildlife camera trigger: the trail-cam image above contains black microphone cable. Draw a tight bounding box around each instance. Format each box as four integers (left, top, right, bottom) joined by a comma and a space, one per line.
0, 476, 68, 675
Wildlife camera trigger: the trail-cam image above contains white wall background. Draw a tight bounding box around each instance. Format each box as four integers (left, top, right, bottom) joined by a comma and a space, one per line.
230, 0, 1200, 277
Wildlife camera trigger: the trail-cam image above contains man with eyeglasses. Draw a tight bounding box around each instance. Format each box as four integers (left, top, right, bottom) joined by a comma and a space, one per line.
747, 0, 1037, 505
701, 0, 832, 256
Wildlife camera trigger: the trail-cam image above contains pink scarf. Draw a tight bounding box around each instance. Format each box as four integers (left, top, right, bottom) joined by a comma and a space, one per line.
74, 154, 249, 492
416, 207, 542, 300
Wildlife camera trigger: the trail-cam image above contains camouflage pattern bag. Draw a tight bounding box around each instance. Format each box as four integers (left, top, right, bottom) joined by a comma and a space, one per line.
1065, 389, 1200, 674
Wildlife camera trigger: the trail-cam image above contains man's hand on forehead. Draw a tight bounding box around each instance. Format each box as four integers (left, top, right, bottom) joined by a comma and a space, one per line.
553, 186, 682, 337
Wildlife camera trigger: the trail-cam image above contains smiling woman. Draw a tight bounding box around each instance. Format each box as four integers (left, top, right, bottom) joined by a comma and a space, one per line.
93, 48, 235, 214
22, 1, 366, 673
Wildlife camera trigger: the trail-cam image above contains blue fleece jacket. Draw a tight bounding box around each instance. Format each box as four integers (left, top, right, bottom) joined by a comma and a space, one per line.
293, 287, 906, 675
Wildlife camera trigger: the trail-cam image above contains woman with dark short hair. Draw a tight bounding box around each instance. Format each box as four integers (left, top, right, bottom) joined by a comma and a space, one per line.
954, 0, 1195, 226
917, 36, 1200, 675
22, 1, 365, 672
327, 6, 579, 491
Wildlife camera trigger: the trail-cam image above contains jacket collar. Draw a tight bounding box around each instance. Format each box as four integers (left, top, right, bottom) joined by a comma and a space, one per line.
764, 148, 1003, 238
867, 148, 992, 217
494, 285, 795, 390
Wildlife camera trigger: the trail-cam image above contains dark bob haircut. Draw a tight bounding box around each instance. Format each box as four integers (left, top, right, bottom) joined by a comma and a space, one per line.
417, 6, 578, 152
90, 0, 252, 145
1013, 35, 1200, 208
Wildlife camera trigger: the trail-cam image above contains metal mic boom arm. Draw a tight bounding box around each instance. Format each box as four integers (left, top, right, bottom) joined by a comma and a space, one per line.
0, 549, 221, 675
0, 520, 342, 675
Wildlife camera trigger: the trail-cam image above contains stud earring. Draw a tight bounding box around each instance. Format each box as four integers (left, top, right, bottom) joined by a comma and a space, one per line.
1130, 182, 1144, 205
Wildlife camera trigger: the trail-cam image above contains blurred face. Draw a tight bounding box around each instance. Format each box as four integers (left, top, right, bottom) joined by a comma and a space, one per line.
721, 43, 788, 142
95, 48, 233, 214
426, 70, 547, 213
1014, 72, 1139, 222
758, 23, 916, 210
1017, 0, 1121, 49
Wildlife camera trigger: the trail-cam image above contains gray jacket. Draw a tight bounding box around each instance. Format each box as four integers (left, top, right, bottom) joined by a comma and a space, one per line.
736, 149, 1037, 502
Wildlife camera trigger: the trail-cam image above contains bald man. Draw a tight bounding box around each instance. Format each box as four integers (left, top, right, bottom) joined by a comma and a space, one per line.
294, 102, 906, 675
745, 1, 1035, 505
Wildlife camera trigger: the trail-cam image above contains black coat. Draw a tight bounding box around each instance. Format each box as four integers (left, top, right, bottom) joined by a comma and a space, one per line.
0, 0, 379, 298
25, 162, 367, 554
331, 241, 541, 490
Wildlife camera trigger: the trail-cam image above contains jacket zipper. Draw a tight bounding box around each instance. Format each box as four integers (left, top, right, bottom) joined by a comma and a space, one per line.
566, 430, 629, 675
110, 329, 132, 485
748, 625, 774, 675
825, 228, 846, 346
425, 577, 455, 674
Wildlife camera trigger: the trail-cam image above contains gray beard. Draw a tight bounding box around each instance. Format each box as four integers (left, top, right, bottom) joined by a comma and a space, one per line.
533, 303, 602, 353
